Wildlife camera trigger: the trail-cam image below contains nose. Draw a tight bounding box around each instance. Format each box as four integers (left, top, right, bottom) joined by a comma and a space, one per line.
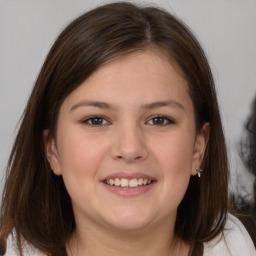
110, 124, 149, 163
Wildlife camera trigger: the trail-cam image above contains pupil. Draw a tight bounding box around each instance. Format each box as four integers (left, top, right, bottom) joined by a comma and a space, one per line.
153, 117, 164, 125
92, 118, 102, 125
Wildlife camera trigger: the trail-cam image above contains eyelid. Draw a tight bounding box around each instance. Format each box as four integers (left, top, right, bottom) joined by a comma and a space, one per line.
81, 115, 111, 126
80, 115, 175, 126
146, 115, 176, 125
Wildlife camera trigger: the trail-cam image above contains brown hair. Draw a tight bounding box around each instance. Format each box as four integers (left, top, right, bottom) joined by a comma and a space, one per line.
0, 2, 228, 255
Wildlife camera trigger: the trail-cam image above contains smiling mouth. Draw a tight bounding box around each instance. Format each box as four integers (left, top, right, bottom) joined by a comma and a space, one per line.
103, 178, 155, 188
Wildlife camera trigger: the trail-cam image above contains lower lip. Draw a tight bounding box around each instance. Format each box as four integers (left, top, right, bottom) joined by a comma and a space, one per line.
102, 182, 155, 197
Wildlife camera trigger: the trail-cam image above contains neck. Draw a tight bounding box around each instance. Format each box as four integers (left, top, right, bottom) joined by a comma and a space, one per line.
67, 216, 189, 256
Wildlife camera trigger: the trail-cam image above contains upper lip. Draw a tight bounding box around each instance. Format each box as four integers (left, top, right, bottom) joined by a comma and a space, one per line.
101, 172, 156, 181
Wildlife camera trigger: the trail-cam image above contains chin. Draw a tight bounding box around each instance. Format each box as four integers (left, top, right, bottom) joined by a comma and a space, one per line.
100, 207, 159, 232
107, 219, 151, 232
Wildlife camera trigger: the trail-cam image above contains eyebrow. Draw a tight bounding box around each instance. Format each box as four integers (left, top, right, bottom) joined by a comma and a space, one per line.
141, 100, 185, 111
70, 101, 114, 112
70, 99, 185, 112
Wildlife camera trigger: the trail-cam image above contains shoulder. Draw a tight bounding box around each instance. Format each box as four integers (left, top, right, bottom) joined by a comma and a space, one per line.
204, 213, 256, 256
4, 233, 45, 256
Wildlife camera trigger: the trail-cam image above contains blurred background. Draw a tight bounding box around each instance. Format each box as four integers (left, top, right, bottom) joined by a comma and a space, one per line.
0, 0, 256, 200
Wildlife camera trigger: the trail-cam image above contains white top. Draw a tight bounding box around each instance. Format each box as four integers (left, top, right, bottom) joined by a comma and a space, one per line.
5, 214, 256, 255
204, 214, 256, 255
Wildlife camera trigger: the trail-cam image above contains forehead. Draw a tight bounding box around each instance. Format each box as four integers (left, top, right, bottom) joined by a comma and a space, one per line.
62, 49, 192, 112
93, 48, 187, 86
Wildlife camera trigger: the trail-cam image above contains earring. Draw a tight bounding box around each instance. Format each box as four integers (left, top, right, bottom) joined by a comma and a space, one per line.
196, 167, 203, 178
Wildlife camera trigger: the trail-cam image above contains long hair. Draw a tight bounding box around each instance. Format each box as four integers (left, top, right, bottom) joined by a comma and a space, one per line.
0, 2, 228, 255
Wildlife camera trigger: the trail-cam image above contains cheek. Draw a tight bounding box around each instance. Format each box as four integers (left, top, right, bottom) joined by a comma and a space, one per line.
56, 131, 110, 208
57, 128, 104, 169
56, 128, 108, 192
151, 133, 194, 203
153, 132, 195, 173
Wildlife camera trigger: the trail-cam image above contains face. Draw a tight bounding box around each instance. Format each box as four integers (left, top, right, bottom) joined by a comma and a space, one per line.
45, 49, 208, 232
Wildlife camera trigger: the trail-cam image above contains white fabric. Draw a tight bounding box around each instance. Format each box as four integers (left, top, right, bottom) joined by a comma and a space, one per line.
204, 214, 256, 255
5, 214, 256, 255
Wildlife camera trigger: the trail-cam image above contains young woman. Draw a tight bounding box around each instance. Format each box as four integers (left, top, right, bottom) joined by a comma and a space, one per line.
0, 2, 255, 256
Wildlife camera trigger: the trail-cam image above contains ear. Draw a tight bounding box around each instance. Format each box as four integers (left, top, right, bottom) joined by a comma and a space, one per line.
43, 130, 62, 176
191, 122, 210, 176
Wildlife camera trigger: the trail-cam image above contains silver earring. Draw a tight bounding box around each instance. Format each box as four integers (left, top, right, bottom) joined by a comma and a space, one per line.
196, 167, 203, 178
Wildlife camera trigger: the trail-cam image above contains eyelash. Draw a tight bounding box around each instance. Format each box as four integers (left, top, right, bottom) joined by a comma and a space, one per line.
82, 116, 109, 126
146, 115, 175, 126
81, 115, 175, 126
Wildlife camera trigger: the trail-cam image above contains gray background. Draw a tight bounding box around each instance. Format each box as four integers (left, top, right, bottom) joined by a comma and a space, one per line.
1, 0, 256, 198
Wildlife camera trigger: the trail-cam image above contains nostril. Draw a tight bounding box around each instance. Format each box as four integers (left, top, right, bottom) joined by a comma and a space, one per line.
110, 138, 149, 162
115, 154, 143, 161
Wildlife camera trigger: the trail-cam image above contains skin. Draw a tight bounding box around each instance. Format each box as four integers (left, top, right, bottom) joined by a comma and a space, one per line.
45, 49, 209, 256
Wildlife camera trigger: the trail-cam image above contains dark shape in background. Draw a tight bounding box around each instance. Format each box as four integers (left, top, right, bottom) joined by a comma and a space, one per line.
231, 95, 256, 247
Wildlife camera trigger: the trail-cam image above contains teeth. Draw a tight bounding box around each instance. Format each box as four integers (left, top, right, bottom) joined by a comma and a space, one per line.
114, 178, 120, 186
121, 178, 129, 187
138, 178, 143, 185
104, 178, 153, 187
129, 178, 138, 187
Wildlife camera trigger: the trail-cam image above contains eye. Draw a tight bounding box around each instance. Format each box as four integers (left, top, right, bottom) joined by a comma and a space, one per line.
82, 116, 109, 126
147, 116, 175, 126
